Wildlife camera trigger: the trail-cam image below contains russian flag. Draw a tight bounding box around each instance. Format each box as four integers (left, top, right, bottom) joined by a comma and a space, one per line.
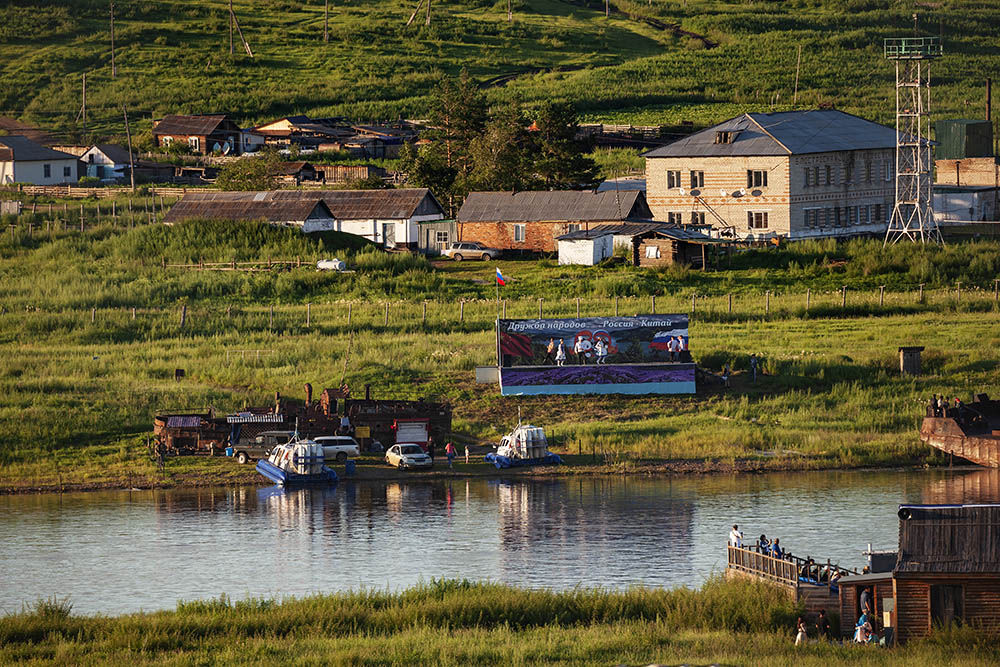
496, 267, 506, 286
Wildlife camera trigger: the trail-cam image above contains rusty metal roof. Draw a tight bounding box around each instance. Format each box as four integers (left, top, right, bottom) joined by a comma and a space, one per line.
458, 191, 651, 223
163, 191, 333, 224
645, 110, 902, 158
273, 188, 443, 219
153, 114, 230, 136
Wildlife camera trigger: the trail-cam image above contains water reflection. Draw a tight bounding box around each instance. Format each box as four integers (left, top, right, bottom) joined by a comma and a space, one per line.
0, 468, 997, 615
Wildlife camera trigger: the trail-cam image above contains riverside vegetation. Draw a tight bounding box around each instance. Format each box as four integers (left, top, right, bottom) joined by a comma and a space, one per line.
0, 216, 999, 492
2, 0, 999, 141
2, 578, 998, 665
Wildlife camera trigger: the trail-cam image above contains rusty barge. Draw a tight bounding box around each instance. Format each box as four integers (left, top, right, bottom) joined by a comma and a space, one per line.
920, 394, 1000, 467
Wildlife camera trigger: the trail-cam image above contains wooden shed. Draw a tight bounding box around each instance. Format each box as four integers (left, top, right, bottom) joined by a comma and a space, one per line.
635, 227, 723, 269
839, 504, 1000, 644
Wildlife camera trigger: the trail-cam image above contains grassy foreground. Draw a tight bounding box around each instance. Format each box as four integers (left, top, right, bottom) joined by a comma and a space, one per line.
1, 218, 999, 492
2, 578, 997, 665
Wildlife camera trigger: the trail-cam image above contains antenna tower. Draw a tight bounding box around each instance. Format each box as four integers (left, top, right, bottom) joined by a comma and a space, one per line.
883, 35, 942, 245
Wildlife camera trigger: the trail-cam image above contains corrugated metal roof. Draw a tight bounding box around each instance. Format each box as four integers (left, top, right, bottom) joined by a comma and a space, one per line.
652, 228, 723, 243
163, 192, 333, 224
0, 135, 78, 161
166, 416, 202, 428
153, 114, 230, 136
589, 221, 672, 236
645, 110, 904, 158
555, 229, 614, 240
458, 191, 650, 223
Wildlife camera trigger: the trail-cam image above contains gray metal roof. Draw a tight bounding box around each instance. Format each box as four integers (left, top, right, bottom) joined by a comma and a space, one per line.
89, 144, 133, 164
644, 110, 903, 158
163, 191, 333, 224
458, 190, 651, 223
652, 228, 723, 243
589, 221, 672, 236
555, 229, 615, 240
164, 189, 442, 222
0, 135, 78, 161
153, 114, 234, 136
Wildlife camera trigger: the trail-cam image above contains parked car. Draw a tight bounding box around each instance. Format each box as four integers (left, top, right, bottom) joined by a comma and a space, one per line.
314, 435, 361, 462
385, 444, 433, 469
443, 241, 500, 261
232, 430, 295, 465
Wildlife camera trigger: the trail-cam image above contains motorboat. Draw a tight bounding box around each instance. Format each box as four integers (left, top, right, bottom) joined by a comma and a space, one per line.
485, 423, 562, 469
255, 438, 338, 486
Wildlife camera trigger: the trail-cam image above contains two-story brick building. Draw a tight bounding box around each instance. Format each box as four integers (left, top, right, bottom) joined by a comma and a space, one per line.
645, 110, 901, 240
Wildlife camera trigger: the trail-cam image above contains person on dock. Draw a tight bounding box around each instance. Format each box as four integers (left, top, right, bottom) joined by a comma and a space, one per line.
464, 445, 470, 464
728, 524, 743, 548
859, 587, 873, 616
445, 442, 456, 469
555, 340, 566, 366
769, 538, 783, 559
757, 534, 769, 552
816, 609, 832, 642
794, 617, 808, 646
544, 338, 556, 365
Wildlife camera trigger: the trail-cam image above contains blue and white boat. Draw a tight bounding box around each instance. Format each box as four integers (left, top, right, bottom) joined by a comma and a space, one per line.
256, 438, 338, 487
485, 423, 563, 469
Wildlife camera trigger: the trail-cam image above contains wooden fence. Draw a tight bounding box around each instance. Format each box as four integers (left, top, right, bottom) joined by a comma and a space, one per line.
727, 545, 859, 594
0, 184, 191, 199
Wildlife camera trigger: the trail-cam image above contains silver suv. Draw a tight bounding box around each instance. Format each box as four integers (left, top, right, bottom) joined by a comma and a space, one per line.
443, 241, 500, 261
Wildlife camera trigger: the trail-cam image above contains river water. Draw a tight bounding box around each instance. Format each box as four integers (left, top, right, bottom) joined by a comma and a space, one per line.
2, 468, 998, 616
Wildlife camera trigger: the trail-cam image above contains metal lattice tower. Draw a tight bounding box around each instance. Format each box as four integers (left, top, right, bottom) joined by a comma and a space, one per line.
884, 36, 942, 246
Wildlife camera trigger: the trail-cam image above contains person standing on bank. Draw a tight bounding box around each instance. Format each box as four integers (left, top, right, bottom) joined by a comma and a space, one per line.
445, 441, 456, 469
795, 617, 808, 646
750, 353, 759, 383
464, 445, 470, 464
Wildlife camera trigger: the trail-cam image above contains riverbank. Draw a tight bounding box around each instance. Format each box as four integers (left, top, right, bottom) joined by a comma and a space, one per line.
2, 578, 996, 666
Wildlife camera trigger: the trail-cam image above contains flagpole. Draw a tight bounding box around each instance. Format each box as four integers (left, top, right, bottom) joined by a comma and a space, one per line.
495, 264, 500, 320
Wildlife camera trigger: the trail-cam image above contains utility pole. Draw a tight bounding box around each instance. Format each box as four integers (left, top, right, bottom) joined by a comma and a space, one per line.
507, 0, 511, 22
230, 0, 234, 54
123, 105, 135, 192
324, 0, 329, 42
793, 44, 801, 105
81, 73, 87, 141
110, 2, 116, 78
425, 0, 430, 26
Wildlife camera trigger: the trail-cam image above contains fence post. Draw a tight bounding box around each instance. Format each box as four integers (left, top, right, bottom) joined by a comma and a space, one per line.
460, 300, 465, 322
919, 283, 925, 303
651, 295, 656, 314
728, 293, 732, 314
538, 298, 542, 318
269, 305, 274, 330
384, 302, 389, 326
805, 288, 811, 312
879, 285, 885, 307
422, 301, 427, 324
128, 199, 134, 227
347, 302, 352, 326
91, 307, 96, 323
765, 290, 770, 316
131, 306, 136, 320
179, 305, 186, 328
576, 297, 580, 318
615, 296, 619, 316
841, 285, 847, 308
306, 302, 311, 328
79, 204, 84, 232
691, 293, 696, 319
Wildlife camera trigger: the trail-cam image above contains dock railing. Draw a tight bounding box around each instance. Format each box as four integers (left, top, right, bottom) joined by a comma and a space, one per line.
727, 545, 859, 594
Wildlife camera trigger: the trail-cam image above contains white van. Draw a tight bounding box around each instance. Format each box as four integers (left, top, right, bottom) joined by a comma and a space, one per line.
314, 435, 361, 462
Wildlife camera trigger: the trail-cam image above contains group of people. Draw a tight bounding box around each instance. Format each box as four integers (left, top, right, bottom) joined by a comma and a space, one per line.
728, 526, 843, 585
728, 526, 787, 560
427, 438, 470, 468
664, 336, 689, 361
545, 337, 610, 366
794, 609, 833, 646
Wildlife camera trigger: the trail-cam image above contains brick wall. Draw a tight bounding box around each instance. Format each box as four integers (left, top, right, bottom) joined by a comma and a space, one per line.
458, 220, 611, 253
935, 157, 1000, 186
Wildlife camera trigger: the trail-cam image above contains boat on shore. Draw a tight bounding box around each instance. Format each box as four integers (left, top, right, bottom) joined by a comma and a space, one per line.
485, 423, 562, 469
920, 394, 1000, 467
255, 439, 338, 486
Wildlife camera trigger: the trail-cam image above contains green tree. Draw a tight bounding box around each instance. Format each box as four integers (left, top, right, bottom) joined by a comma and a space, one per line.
215, 149, 281, 191
468, 103, 535, 192
529, 101, 597, 188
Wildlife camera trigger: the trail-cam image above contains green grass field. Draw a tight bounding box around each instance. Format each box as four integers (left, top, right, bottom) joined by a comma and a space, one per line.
2, 578, 998, 665
2, 0, 999, 143
0, 216, 998, 491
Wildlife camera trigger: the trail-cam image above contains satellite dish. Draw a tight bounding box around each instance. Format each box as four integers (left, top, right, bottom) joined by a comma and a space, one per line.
679, 187, 686, 196
739, 188, 747, 196
720, 189, 728, 197
221, 141, 232, 155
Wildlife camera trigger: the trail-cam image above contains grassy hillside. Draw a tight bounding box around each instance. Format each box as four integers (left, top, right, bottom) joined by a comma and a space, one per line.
1, 0, 998, 143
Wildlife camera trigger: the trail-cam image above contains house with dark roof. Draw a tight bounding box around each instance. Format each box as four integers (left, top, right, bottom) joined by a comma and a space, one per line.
0, 135, 78, 185
80, 144, 174, 183
152, 114, 244, 155
838, 504, 1000, 644
252, 116, 354, 149
644, 110, 907, 240
163, 192, 336, 233
163, 188, 444, 245
456, 190, 653, 253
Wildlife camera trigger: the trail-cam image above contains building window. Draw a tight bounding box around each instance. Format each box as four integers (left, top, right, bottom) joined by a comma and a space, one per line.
804, 168, 812, 188
689, 171, 704, 188
747, 211, 768, 230
435, 231, 449, 244
885, 161, 893, 181
825, 165, 832, 185
667, 212, 684, 225
43, 164, 51, 178
567, 223, 581, 233
188, 137, 200, 151
859, 205, 870, 225
865, 162, 873, 183
846, 205, 856, 225
666, 171, 681, 189
930, 585, 964, 628
873, 204, 883, 222
805, 208, 823, 228
690, 212, 706, 225
747, 170, 767, 188
714, 131, 739, 144
645, 245, 661, 259
63, 166, 71, 177
845, 163, 854, 183
514, 224, 526, 242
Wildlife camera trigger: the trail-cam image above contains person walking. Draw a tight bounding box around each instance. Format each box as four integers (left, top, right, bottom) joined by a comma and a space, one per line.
795, 617, 808, 646
815, 609, 831, 642
750, 353, 759, 383
427, 440, 435, 461
722, 362, 731, 389
555, 340, 566, 366
445, 441, 456, 469
544, 338, 556, 365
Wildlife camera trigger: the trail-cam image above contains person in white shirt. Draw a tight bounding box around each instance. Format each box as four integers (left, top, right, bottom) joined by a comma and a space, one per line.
667, 336, 679, 361
728, 524, 743, 548
594, 339, 608, 364
574, 337, 592, 364
555, 340, 567, 366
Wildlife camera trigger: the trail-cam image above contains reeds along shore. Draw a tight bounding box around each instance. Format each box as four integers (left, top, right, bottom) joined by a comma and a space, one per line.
2, 578, 997, 665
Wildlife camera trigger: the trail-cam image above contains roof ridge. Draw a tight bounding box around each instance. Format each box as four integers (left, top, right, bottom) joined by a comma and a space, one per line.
745, 113, 791, 154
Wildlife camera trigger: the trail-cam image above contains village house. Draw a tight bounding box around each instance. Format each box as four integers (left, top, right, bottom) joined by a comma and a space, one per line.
163, 191, 336, 232
252, 115, 353, 149
0, 136, 79, 185
152, 114, 244, 155
644, 110, 900, 240
838, 504, 1000, 644
274, 161, 318, 185
312, 164, 387, 185
457, 190, 653, 254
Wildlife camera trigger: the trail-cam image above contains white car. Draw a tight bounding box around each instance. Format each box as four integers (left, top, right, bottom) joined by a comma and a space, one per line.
385, 444, 433, 469
314, 435, 361, 462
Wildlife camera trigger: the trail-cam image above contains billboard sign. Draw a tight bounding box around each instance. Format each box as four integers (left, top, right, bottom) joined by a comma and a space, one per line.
497, 315, 694, 395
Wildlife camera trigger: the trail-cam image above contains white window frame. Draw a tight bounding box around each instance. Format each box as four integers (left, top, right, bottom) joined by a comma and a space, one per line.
804, 168, 812, 188
884, 161, 893, 181
689, 171, 704, 188
747, 211, 768, 230
188, 137, 201, 151
859, 205, 870, 225
667, 212, 683, 225
666, 170, 681, 189
804, 207, 822, 228
747, 170, 767, 188
434, 230, 449, 244
43, 164, 51, 178
514, 224, 526, 243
